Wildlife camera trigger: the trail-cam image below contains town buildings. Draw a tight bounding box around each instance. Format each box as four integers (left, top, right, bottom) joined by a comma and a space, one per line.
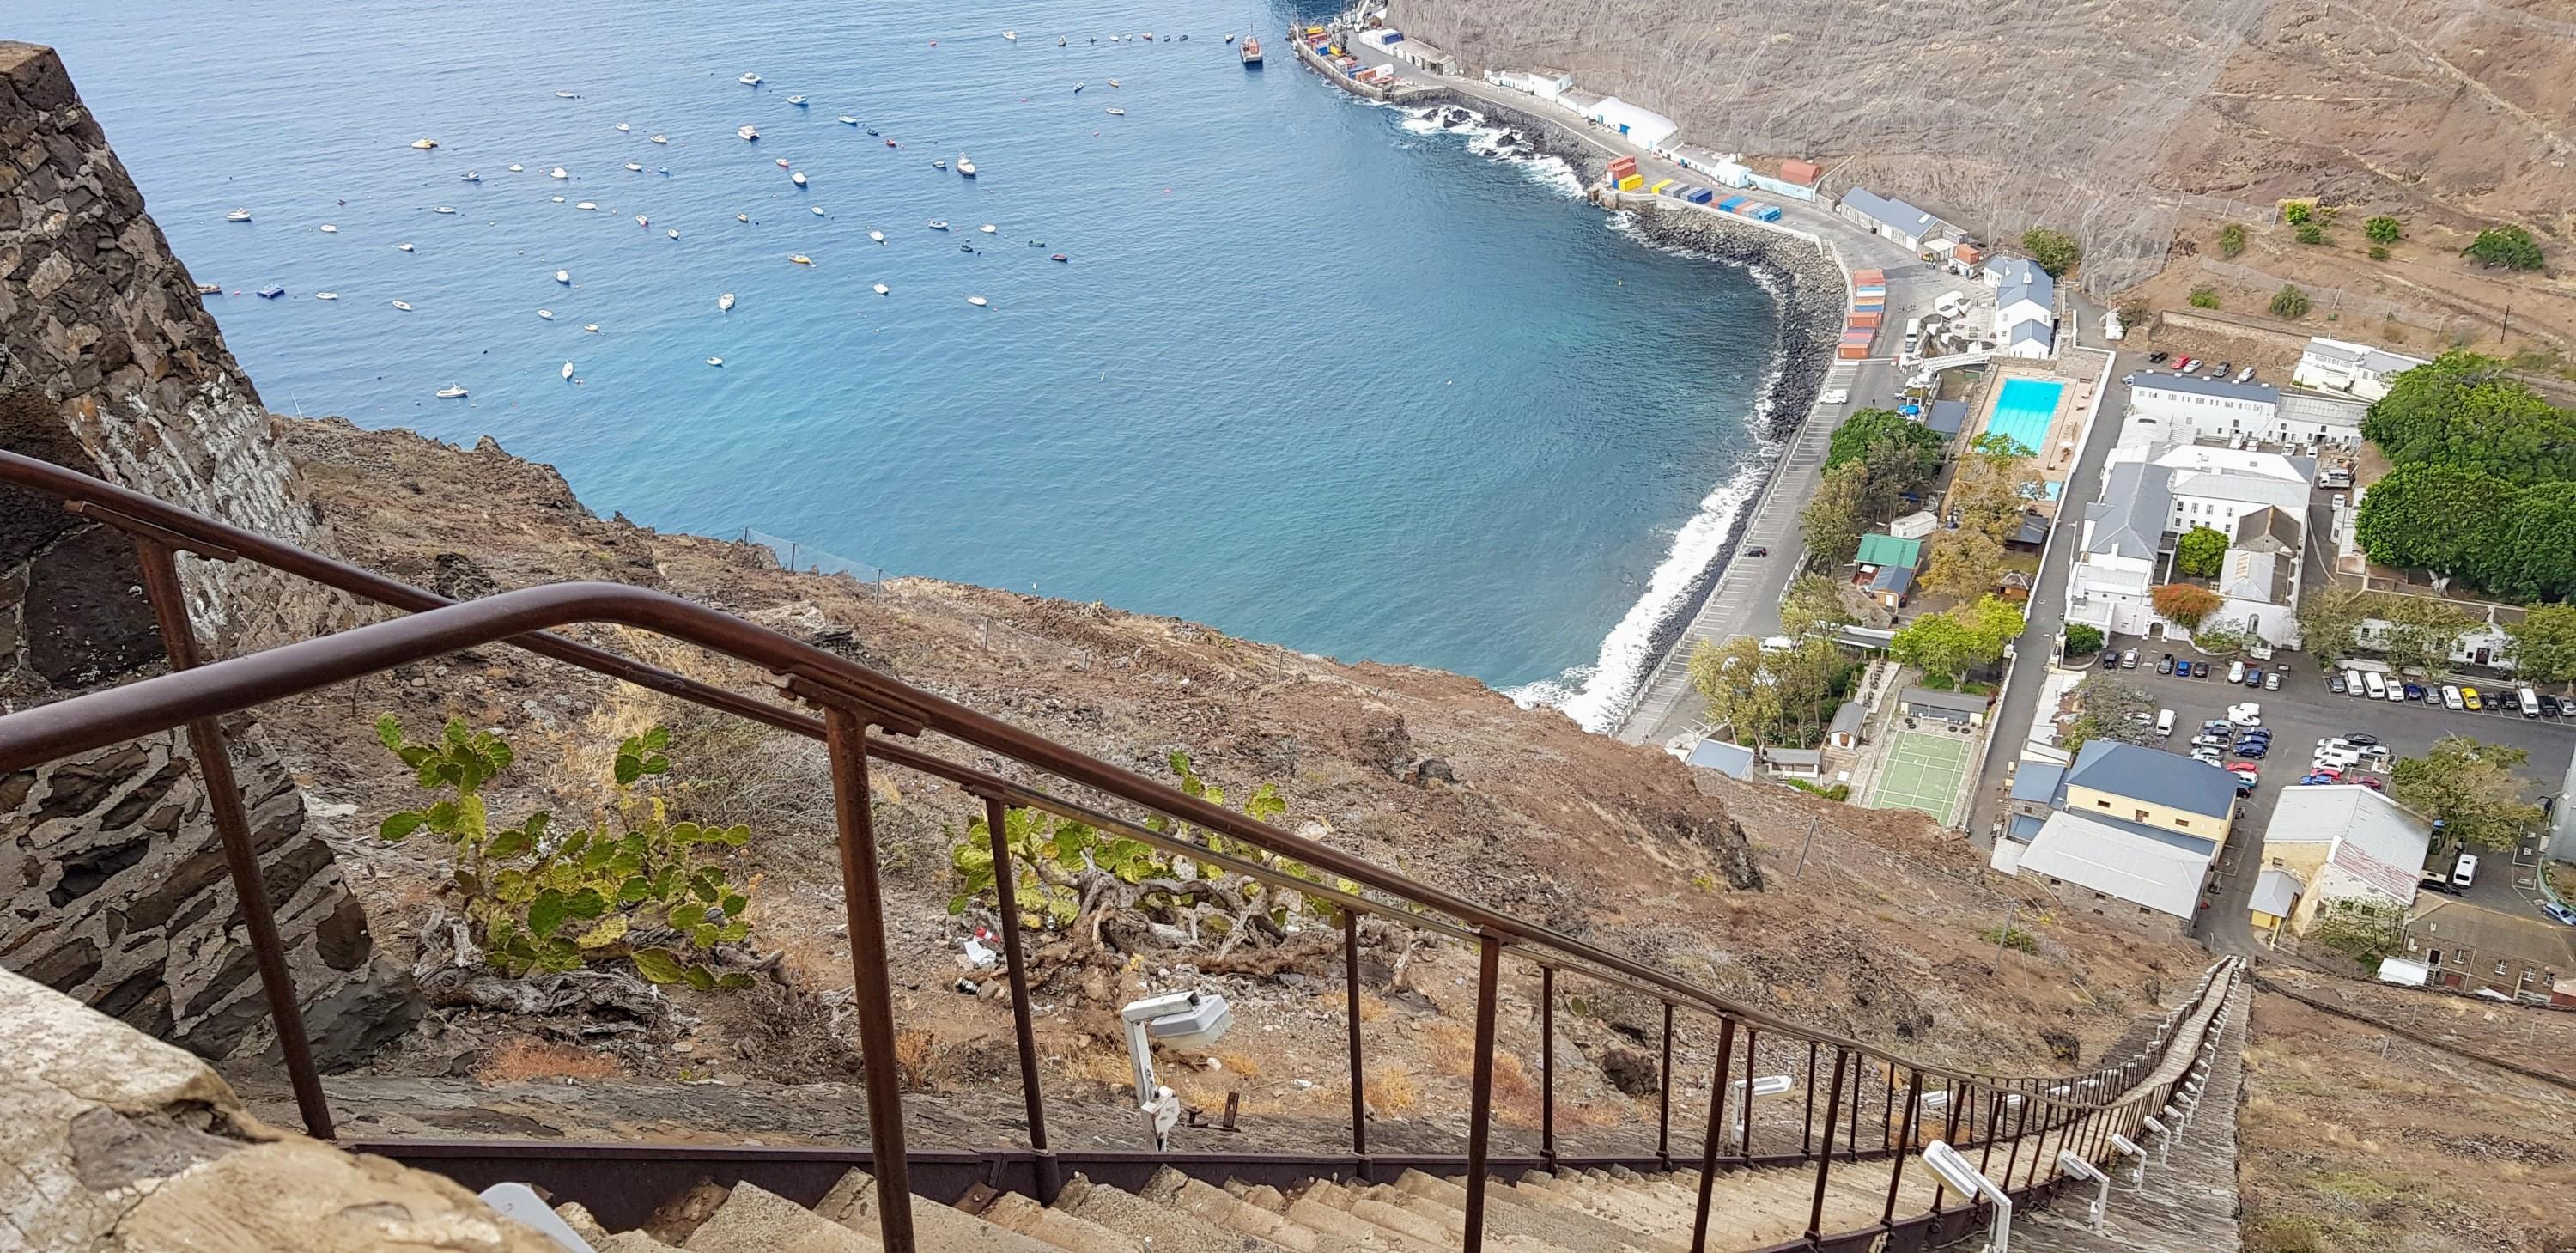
2249, 784, 2432, 945
2292, 336, 2428, 402
1993, 741, 2238, 930
2064, 441, 2314, 648
1989, 258, 2057, 359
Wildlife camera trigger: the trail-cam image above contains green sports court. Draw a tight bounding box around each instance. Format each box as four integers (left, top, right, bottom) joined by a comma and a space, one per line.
1866, 727, 1973, 826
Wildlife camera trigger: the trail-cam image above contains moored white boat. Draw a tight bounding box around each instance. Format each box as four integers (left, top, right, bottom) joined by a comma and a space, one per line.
314, 291, 338, 301
1003, 29, 1018, 40
872, 283, 889, 295
392, 299, 413, 310
811, 206, 826, 216
838, 115, 860, 125
507, 163, 526, 172
397, 242, 416, 252
788, 253, 812, 265
410, 137, 438, 149
624, 161, 644, 171
224, 208, 252, 222
707, 356, 724, 366
574, 202, 597, 210
978, 222, 996, 234
584, 324, 600, 332
550, 167, 569, 179
957, 155, 977, 177
927, 219, 949, 230
787, 94, 807, 106
738, 125, 760, 142
868, 230, 884, 243
667, 228, 682, 239
562, 362, 575, 380
718, 292, 736, 312
436, 385, 469, 398
460, 171, 481, 182
650, 134, 668, 144
319, 223, 338, 233
791, 170, 807, 186
637, 214, 650, 226
1104, 106, 1125, 116
967, 295, 988, 307
615, 122, 631, 131
433, 205, 458, 214
555, 270, 571, 283
738, 72, 762, 85
537, 308, 555, 319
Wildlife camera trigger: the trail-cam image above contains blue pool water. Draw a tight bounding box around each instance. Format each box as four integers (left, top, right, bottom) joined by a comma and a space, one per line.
1985, 379, 2064, 457
18, 0, 1787, 722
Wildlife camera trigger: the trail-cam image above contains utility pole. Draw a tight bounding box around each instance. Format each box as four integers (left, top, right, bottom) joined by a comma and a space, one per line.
1991, 904, 2019, 973
1795, 814, 1820, 879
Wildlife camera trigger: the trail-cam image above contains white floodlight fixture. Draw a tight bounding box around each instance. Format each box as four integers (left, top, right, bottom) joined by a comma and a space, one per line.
2045, 1084, 2073, 1097
2058, 1151, 2110, 1232
1726, 1074, 1795, 1140
1921, 1089, 1952, 1110
1920, 1140, 2013, 1252
2108, 1133, 2147, 1189
1121, 990, 1233, 1149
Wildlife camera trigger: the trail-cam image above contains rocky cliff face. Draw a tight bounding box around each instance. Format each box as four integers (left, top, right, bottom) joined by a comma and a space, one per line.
0, 42, 410, 1064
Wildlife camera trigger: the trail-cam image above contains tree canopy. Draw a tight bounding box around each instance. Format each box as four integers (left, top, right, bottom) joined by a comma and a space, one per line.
2351, 462, 2515, 575
2506, 605, 2576, 688
1687, 635, 1852, 750
2463, 225, 2544, 271
2062, 675, 2155, 753
2151, 582, 2224, 630
1777, 573, 1855, 641
1798, 460, 1874, 575
2360, 352, 2576, 486
2020, 228, 2082, 278
1891, 594, 2025, 682
2175, 526, 2228, 578
1825, 408, 1945, 485
2390, 736, 2543, 851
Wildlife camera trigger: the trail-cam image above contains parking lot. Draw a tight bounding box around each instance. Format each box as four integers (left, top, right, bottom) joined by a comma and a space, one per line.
2096, 639, 2571, 951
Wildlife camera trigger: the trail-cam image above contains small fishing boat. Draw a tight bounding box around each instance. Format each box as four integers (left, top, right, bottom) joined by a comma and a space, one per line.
314, 291, 338, 301
838, 115, 860, 125
1028, 239, 1045, 246
775, 157, 791, 168
867, 126, 882, 137
811, 205, 826, 216
550, 167, 569, 179
256, 285, 285, 298
788, 253, 813, 265
1104, 106, 1126, 116
650, 134, 669, 144
397, 242, 416, 252
1140, 32, 1153, 40
196, 282, 222, 295
555, 270, 572, 284
968, 295, 988, 307
868, 230, 885, 243
957, 154, 977, 178
615, 122, 632, 132
1074, 82, 1084, 93
411, 137, 439, 149
718, 292, 736, 312
978, 223, 997, 234
884, 138, 897, 147
1226, 33, 1236, 42
1058, 35, 1066, 46
461, 171, 482, 182
667, 228, 682, 239
707, 357, 724, 366
787, 94, 808, 106
392, 300, 414, 310
562, 362, 575, 380
636, 214, 649, 226
584, 324, 600, 332
575, 201, 598, 210
791, 170, 807, 186
225, 209, 252, 222
738, 72, 762, 85
433, 205, 459, 214
927, 219, 950, 230
624, 161, 644, 172
959, 242, 975, 252
872, 283, 890, 295
551, 196, 567, 204
1003, 29, 1018, 40
554, 89, 580, 99
319, 223, 338, 234
1108, 77, 1121, 87
738, 125, 761, 141
932, 158, 947, 169
1050, 252, 1068, 262
537, 308, 555, 319
507, 163, 526, 172
1240, 35, 1262, 65
736, 212, 750, 222
436, 385, 469, 398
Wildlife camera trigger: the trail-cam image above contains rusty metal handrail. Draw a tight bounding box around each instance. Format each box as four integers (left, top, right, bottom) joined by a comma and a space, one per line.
0, 448, 2234, 1252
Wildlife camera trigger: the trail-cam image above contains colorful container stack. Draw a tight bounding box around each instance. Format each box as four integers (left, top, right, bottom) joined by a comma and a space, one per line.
1649, 178, 1674, 195
1841, 267, 1886, 360
1607, 155, 1638, 187
1716, 195, 1745, 213
1750, 204, 1783, 222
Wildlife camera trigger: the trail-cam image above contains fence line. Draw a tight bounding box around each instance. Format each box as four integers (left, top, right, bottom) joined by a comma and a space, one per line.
2191, 258, 2487, 343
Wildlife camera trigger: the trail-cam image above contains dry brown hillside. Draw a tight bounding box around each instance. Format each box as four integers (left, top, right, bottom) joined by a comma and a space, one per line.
234, 417, 2209, 1147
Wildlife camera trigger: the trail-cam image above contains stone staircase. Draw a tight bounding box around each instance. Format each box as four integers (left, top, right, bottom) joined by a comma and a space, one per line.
2013, 994, 2247, 1252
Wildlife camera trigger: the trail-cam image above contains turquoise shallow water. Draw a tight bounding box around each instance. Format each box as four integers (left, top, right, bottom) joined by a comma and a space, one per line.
19, 0, 1783, 709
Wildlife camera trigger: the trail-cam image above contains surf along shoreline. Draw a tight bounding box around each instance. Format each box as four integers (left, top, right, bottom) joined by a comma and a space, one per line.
1297, 45, 1847, 729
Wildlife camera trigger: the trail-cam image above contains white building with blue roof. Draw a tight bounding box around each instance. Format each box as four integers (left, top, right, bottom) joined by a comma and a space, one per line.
1990, 258, 2056, 358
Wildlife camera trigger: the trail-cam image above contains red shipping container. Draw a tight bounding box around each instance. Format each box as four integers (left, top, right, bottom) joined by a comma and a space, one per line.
1838, 344, 1871, 360
1848, 310, 1882, 329
1953, 245, 1983, 265
1607, 155, 1639, 179
1851, 268, 1886, 284
1779, 159, 1822, 186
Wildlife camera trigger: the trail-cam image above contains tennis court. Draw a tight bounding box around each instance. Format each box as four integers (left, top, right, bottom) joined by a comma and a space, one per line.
1866, 727, 1973, 826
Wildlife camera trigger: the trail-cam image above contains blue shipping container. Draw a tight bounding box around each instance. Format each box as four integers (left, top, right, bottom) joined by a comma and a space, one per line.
1716, 196, 1745, 212
1685, 186, 1714, 204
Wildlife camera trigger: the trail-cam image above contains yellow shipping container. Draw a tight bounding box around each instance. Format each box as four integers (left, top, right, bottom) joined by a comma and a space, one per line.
1617, 174, 1644, 191
1649, 179, 1675, 194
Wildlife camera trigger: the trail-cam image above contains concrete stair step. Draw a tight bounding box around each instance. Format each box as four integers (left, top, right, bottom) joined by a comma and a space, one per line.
815, 1170, 1057, 1253
681, 1183, 879, 1253
1394, 1170, 1674, 1253
982, 1192, 1150, 1253
1058, 1173, 1297, 1253
1144, 1169, 1352, 1253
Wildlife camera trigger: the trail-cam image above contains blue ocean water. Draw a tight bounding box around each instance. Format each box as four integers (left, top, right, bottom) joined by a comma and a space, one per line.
20, 0, 1782, 721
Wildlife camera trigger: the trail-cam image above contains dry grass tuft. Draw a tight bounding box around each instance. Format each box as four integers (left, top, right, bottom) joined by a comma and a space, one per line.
476, 1037, 627, 1083
893, 1027, 940, 1092
1368, 1062, 1421, 1114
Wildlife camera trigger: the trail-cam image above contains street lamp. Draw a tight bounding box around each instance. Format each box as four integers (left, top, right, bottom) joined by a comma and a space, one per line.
2058, 1150, 2111, 1232
1121, 990, 1234, 1149
2108, 1133, 2148, 1189
1921, 1140, 2014, 1252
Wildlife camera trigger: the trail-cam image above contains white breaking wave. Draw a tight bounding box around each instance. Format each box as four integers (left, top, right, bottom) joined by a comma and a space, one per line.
1388, 102, 1583, 198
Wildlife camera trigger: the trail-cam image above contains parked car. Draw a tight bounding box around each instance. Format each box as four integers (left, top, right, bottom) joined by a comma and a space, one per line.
2546, 695, 2564, 718
2306, 764, 2347, 780
2209, 361, 2233, 378
2298, 773, 2337, 786
2245, 666, 2265, 688
2357, 776, 2385, 791
2235, 743, 2268, 759
2329, 676, 2347, 695
2192, 733, 2229, 750
2156, 654, 2175, 675
2227, 660, 2245, 684
1746, 546, 1770, 557
2403, 683, 2425, 701
2463, 686, 2484, 710
2542, 901, 2576, 928
2345, 733, 2381, 747
2148, 351, 2170, 363
2192, 661, 2209, 678
2174, 356, 2198, 372
2122, 648, 2139, 669
2264, 671, 2282, 691
2441, 684, 2464, 709
2227, 702, 2262, 726
2234, 367, 2256, 383
2100, 650, 2120, 670
2191, 746, 2225, 765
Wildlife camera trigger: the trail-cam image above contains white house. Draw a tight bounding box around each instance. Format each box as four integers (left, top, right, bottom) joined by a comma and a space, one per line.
2259, 784, 2430, 936
1484, 66, 1573, 101
2065, 440, 2312, 647
1586, 97, 1679, 149
2160, 444, 2315, 536
2129, 373, 2277, 437
2293, 337, 2428, 402
1836, 187, 1943, 251
1989, 258, 2056, 359
1389, 40, 1461, 75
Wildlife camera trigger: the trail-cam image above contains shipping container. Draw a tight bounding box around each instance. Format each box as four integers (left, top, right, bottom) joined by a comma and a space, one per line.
1753, 205, 1783, 221
1779, 159, 1822, 186
1730, 200, 1759, 216
1716, 196, 1745, 212
1607, 155, 1639, 179
1684, 186, 1715, 204
1649, 179, 1674, 194
1848, 310, 1882, 329
1856, 283, 1887, 295
1616, 174, 1644, 192
1851, 269, 1886, 285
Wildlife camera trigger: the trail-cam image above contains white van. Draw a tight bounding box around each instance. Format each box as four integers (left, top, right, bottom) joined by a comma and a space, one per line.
2452, 854, 2478, 889
2344, 668, 2366, 697
2442, 684, 2465, 709
2362, 672, 2387, 700
2522, 686, 2543, 718
2156, 709, 2176, 737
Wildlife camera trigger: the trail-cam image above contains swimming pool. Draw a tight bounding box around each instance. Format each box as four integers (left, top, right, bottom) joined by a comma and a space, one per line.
1985, 378, 2065, 456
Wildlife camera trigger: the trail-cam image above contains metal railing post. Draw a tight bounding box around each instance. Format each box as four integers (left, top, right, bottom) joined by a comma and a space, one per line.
823, 710, 914, 1253
1738, 1026, 1759, 1160
1846, 1053, 1864, 1159
1540, 964, 1556, 1169
1805, 1049, 1850, 1246
1977, 1091, 2003, 1179
1882, 1065, 1898, 1151
980, 795, 1055, 1199
1343, 909, 1370, 1175
1689, 1017, 1738, 1253
1880, 1072, 1922, 1231
1802, 1041, 1820, 1156
1656, 1001, 1675, 1170
133, 540, 335, 1140
1462, 933, 1502, 1253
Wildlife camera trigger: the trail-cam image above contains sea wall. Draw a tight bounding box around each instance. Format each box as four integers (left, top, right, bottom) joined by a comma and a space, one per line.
0, 41, 413, 1062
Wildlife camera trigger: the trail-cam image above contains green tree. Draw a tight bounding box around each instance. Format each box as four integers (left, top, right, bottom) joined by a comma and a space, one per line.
2364, 216, 2402, 245
2062, 675, 2155, 753
373, 717, 757, 988
2464, 225, 2545, 271
2021, 228, 2082, 278
1960, 593, 2028, 648
2390, 736, 2543, 851
1798, 460, 1874, 573
1948, 440, 2044, 545
1892, 595, 2022, 683
2309, 900, 2404, 966
2373, 595, 2473, 676
1690, 636, 1788, 749
2063, 623, 2105, 657
2295, 586, 2374, 665
1826, 408, 1946, 482
2175, 525, 2229, 577
2217, 223, 2247, 258
2188, 286, 2220, 309
2282, 202, 2314, 226
1919, 530, 2006, 600
2293, 222, 2326, 246
2270, 285, 2312, 318
2152, 582, 2224, 631
2352, 462, 2513, 575
2504, 604, 2576, 688
2478, 482, 2576, 603
1777, 573, 1855, 640
2360, 351, 2576, 484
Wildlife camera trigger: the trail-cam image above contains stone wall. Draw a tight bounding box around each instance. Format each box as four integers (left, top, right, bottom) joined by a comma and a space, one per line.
0, 42, 411, 1063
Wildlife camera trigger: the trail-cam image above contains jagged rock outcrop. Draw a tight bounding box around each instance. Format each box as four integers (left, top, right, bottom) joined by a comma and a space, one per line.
0, 42, 412, 1061
0, 964, 557, 1252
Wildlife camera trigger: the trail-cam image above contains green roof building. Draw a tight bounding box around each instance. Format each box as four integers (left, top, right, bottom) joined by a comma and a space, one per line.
1853, 533, 1923, 569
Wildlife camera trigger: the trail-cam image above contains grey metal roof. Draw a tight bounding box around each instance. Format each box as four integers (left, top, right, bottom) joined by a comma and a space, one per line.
2133, 372, 2281, 404
1993, 257, 2056, 317
1828, 701, 1867, 737
1927, 399, 1969, 435
2008, 321, 2051, 348
2019, 811, 2211, 919
1684, 738, 1755, 778
2083, 462, 2172, 561
2303, 337, 2426, 377
1840, 187, 1938, 234
2013, 513, 2050, 546
2251, 867, 2305, 916
2233, 507, 2300, 554
2275, 391, 2366, 430
2008, 812, 2046, 843
1869, 564, 1917, 593
1765, 747, 1824, 768
1899, 685, 1986, 714
2064, 739, 2239, 820
2010, 762, 2068, 805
